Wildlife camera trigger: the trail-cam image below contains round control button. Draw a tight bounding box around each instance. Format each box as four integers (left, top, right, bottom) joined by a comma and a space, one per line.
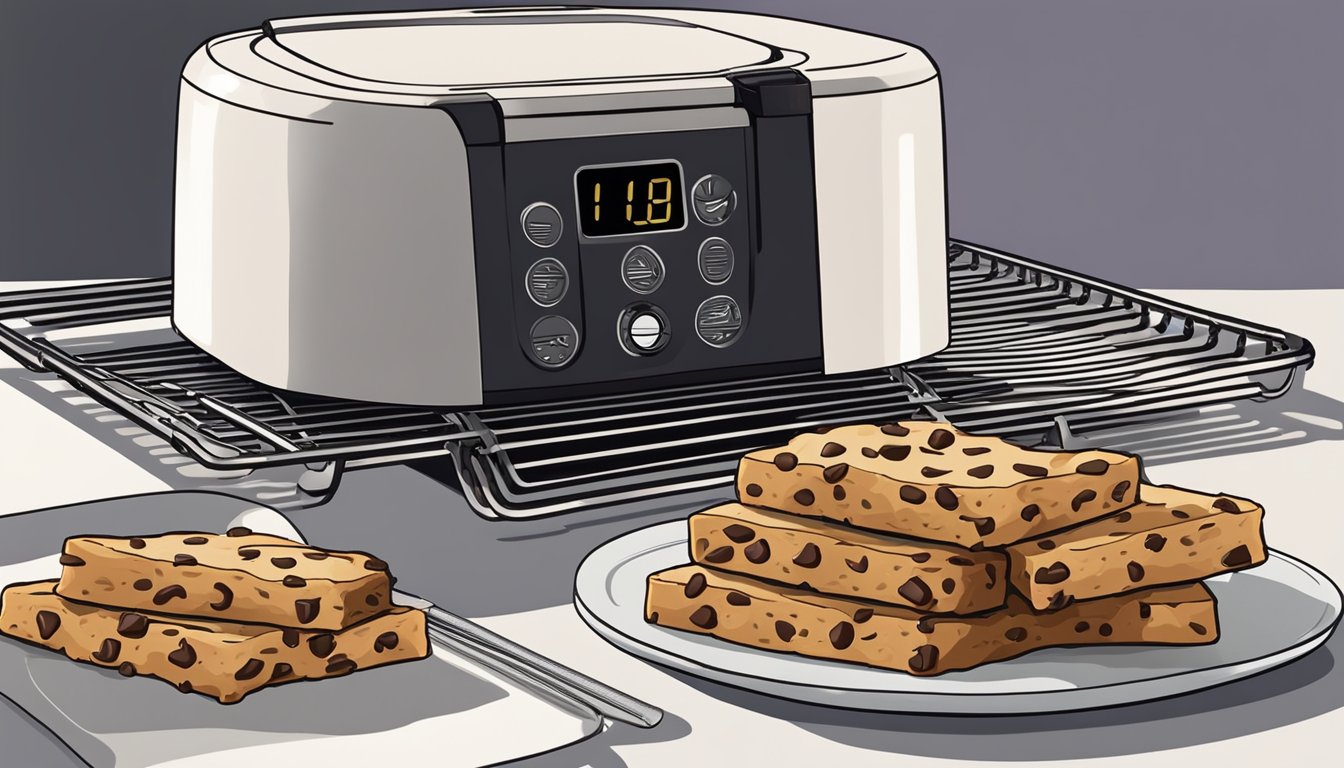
691, 174, 736, 226
525, 258, 568, 307
520, 202, 563, 247
528, 315, 580, 369
697, 237, 734, 285
695, 295, 745, 348
618, 304, 671, 356
621, 245, 665, 294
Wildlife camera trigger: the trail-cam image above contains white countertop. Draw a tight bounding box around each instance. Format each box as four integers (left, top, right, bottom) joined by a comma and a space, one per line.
3, 285, 1341, 766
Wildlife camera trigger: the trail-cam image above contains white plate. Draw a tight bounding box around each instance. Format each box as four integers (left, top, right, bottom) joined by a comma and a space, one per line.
575, 520, 1343, 714
0, 492, 601, 768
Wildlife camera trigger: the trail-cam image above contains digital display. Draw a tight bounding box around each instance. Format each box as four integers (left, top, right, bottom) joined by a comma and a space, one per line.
576, 161, 685, 237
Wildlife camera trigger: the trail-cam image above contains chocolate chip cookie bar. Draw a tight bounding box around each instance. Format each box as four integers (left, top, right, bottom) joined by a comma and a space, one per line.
1006, 484, 1266, 611
736, 421, 1140, 548
1, 580, 428, 703
689, 503, 1006, 614
646, 565, 1216, 676
56, 530, 393, 631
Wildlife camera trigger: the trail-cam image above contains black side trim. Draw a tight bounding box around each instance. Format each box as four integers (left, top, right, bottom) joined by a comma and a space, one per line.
731, 69, 812, 117
435, 98, 505, 146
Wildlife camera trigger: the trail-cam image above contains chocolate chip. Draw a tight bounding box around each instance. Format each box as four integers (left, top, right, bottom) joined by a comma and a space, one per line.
921, 467, 951, 478
325, 655, 358, 675
744, 539, 771, 563
238, 548, 260, 560
375, 631, 400, 652
153, 584, 187, 605
844, 555, 869, 573
1127, 562, 1145, 582
91, 638, 121, 663
860, 632, 878, 641
176, 680, 193, 694
227, 659, 264, 683
128, 538, 146, 549
308, 633, 336, 658
689, 605, 718, 629
271, 556, 297, 569
226, 526, 252, 537
1139, 603, 1152, 619
880, 444, 911, 461
1189, 622, 1208, 636
907, 552, 929, 564
833, 485, 847, 501
934, 488, 960, 512
1200, 522, 1216, 530
723, 524, 755, 543
1099, 623, 1113, 637
162, 629, 179, 636
133, 578, 153, 591
985, 563, 997, 587
829, 621, 855, 650
853, 608, 875, 624
269, 662, 293, 680
726, 591, 752, 606
898, 577, 933, 606
916, 617, 937, 634
793, 489, 815, 506
861, 447, 879, 459
117, 661, 136, 677
183, 536, 209, 545
684, 572, 708, 598
1221, 545, 1253, 568
365, 594, 379, 606
939, 578, 955, 595
792, 543, 822, 568
909, 644, 940, 673
1071, 489, 1097, 512
861, 499, 872, 509
1038, 540, 1056, 550
1180, 535, 1195, 546
1005, 627, 1027, 642
1020, 504, 1041, 522
173, 554, 198, 566
948, 556, 974, 566
283, 575, 307, 588
295, 598, 321, 624
211, 583, 233, 611
813, 425, 833, 434
899, 485, 926, 504
927, 429, 956, 450
703, 546, 734, 564
1046, 591, 1074, 611
1074, 621, 1090, 633
59, 553, 86, 567
881, 423, 910, 437
823, 463, 849, 483
743, 483, 763, 497
1212, 497, 1241, 514
962, 465, 993, 480
1034, 562, 1071, 584
282, 629, 300, 648
820, 441, 847, 458
1172, 509, 1191, 519
773, 452, 798, 471
364, 557, 389, 572
168, 639, 197, 668
775, 621, 796, 642
1076, 459, 1110, 475
1013, 463, 1048, 478
1114, 511, 1132, 523
1111, 480, 1132, 502
117, 612, 148, 639
959, 514, 994, 535
1143, 533, 1167, 552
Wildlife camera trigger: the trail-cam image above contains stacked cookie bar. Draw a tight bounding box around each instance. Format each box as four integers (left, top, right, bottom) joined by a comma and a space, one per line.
647, 421, 1267, 675
1, 529, 429, 703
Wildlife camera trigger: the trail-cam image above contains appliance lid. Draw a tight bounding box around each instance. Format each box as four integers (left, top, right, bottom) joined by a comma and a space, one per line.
266, 14, 793, 89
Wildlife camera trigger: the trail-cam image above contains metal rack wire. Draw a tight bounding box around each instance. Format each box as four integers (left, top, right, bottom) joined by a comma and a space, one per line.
0, 241, 1314, 517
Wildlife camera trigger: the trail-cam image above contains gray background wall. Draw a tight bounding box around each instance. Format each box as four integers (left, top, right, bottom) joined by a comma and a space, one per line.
1, 0, 1339, 287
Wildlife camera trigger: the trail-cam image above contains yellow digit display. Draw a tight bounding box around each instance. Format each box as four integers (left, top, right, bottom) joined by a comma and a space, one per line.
576, 161, 684, 237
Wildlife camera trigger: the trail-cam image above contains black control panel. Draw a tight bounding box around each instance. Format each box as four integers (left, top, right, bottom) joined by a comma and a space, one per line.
448, 70, 824, 402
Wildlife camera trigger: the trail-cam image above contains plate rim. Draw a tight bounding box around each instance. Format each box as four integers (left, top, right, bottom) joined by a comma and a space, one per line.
574, 519, 1343, 709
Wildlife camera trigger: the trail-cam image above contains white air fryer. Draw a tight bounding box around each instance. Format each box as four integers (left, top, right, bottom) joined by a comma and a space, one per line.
172, 6, 948, 406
